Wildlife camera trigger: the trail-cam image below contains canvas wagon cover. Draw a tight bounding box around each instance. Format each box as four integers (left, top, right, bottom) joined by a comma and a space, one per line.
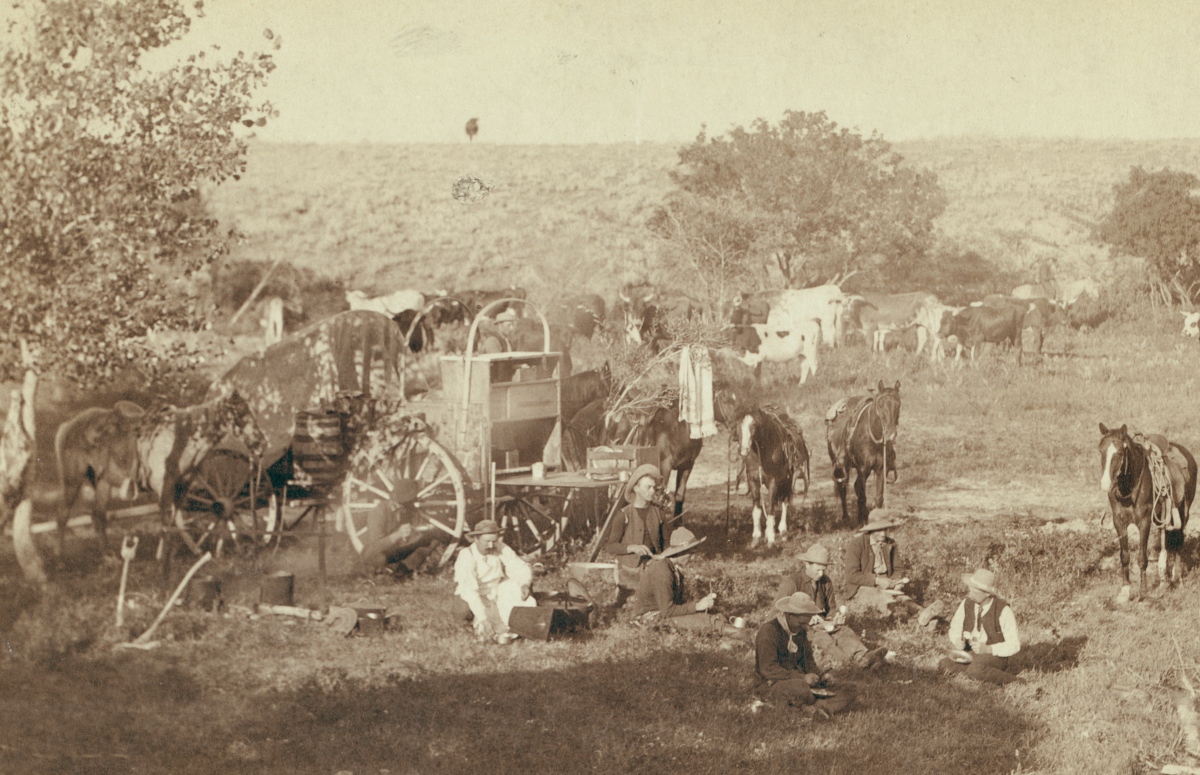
207, 310, 407, 460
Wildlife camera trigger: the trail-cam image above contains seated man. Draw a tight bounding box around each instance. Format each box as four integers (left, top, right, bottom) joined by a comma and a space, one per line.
603, 464, 668, 605
452, 520, 537, 641
842, 509, 919, 617
776, 543, 888, 669
754, 592, 855, 718
633, 527, 742, 636
360, 480, 443, 575
938, 568, 1021, 685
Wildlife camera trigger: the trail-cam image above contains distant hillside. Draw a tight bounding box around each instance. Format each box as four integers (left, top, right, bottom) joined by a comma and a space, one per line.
205, 138, 1200, 304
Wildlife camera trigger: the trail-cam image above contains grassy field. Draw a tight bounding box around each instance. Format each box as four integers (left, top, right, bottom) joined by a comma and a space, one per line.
7, 139, 1200, 774
5, 308, 1200, 774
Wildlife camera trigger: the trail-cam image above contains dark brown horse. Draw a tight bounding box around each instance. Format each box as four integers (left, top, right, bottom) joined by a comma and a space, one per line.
825, 381, 900, 526
607, 398, 702, 518
737, 407, 809, 548
1098, 423, 1197, 602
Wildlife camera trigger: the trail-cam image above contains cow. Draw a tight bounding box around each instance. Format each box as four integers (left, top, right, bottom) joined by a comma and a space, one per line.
730, 319, 821, 383
939, 303, 1026, 365
1059, 278, 1100, 307
393, 308, 436, 353
916, 302, 963, 362
848, 291, 941, 355
1012, 283, 1055, 300
612, 282, 658, 345
505, 318, 574, 375
549, 293, 606, 339
978, 295, 1063, 357
733, 285, 846, 349
454, 287, 527, 321
345, 288, 425, 317
1183, 311, 1200, 338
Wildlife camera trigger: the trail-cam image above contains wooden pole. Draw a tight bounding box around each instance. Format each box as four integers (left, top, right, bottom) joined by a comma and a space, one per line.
587, 483, 625, 562
229, 254, 285, 326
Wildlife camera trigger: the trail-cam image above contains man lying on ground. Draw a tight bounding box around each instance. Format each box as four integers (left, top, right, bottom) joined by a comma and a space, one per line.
938, 568, 1022, 685
753, 592, 856, 718
633, 527, 744, 637
452, 519, 537, 642
776, 543, 889, 669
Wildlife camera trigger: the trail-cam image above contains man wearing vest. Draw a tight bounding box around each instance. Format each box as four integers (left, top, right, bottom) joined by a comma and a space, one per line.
603, 464, 668, 607
842, 509, 916, 616
776, 543, 889, 669
939, 568, 1022, 685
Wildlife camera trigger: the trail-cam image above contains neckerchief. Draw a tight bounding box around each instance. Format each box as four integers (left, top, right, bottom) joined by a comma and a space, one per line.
776, 613, 800, 654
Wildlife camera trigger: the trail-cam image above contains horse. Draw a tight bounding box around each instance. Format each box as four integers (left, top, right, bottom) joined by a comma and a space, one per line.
1097, 423, 1197, 602
825, 381, 900, 526
608, 398, 703, 518
737, 407, 810, 548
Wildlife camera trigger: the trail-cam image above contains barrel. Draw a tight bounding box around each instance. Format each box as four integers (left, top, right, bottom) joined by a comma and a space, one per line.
260, 571, 295, 607
291, 409, 347, 492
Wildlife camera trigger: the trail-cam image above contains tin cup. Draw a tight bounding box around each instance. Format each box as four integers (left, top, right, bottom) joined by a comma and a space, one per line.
531, 462, 545, 480
728, 616, 746, 629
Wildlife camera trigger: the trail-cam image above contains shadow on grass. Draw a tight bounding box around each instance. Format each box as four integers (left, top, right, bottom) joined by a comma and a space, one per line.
0, 648, 1037, 775
1015, 636, 1088, 674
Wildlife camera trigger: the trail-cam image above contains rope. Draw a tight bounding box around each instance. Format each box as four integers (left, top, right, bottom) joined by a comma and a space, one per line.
1133, 434, 1176, 529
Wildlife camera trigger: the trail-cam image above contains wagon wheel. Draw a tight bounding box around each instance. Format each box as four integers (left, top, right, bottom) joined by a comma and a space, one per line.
495, 487, 572, 555
341, 431, 467, 567
178, 449, 277, 557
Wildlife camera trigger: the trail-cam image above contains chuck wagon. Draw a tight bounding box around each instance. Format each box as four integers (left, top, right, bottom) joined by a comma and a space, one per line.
181, 301, 610, 565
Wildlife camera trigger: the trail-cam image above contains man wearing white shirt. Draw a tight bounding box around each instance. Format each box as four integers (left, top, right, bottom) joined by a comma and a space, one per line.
939, 568, 1021, 685
453, 520, 536, 641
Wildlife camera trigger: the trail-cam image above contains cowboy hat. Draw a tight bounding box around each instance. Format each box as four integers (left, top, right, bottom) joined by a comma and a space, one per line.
774, 592, 824, 616
658, 527, 706, 560
624, 463, 662, 503
467, 519, 501, 537
963, 568, 999, 596
858, 509, 902, 533
797, 544, 831, 566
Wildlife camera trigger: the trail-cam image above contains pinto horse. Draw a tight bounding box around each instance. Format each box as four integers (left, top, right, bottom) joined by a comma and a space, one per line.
738, 408, 809, 548
1098, 423, 1196, 601
825, 381, 900, 526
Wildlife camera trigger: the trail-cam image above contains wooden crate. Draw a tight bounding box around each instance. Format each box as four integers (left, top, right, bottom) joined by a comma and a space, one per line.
585, 445, 659, 481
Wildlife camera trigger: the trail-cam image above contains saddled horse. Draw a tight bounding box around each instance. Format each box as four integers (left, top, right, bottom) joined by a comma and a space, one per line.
825, 381, 900, 526
1098, 423, 1197, 602
737, 407, 809, 548
608, 397, 703, 519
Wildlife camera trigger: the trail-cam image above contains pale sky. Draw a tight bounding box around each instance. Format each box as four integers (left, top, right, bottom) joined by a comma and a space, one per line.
101, 0, 1200, 143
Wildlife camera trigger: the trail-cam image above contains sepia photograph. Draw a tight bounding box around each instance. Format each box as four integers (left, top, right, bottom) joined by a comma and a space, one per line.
3, 1, 1200, 772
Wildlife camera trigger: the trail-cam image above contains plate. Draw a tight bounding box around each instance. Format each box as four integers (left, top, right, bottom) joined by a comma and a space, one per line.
811, 688, 836, 698
949, 649, 973, 664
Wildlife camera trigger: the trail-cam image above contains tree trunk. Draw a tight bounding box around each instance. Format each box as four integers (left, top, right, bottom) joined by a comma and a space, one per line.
1, 367, 45, 583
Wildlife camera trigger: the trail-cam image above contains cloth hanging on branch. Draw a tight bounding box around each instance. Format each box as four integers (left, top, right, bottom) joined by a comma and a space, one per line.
678, 346, 717, 440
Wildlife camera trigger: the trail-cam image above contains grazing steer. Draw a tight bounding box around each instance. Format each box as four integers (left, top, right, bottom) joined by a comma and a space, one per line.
734, 285, 846, 349
1011, 283, 1055, 300
916, 302, 963, 362
852, 292, 940, 355
505, 318, 575, 375
1182, 312, 1200, 338
979, 295, 1063, 357
1059, 278, 1100, 306
939, 303, 1026, 365
549, 293, 606, 339
345, 288, 425, 317
730, 319, 821, 383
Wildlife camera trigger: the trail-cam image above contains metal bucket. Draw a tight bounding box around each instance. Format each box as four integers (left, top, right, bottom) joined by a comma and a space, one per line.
185, 575, 222, 612
260, 571, 295, 607
354, 607, 387, 637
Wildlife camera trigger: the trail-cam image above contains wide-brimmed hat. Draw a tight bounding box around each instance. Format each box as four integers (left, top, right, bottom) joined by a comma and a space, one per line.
797, 544, 831, 566
775, 592, 823, 616
858, 509, 903, 533
963, 568, 998, 596
467, 519, 501, 537
658, 527, 706, 559
624, 463, 662, 503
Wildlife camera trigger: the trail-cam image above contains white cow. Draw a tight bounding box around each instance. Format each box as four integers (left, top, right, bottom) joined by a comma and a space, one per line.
1059, 278, 1100, 306
732, 319, 821, 383
345, 288, 425, 317
1181, 311, 1200, 338
738, 285, 846, 349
